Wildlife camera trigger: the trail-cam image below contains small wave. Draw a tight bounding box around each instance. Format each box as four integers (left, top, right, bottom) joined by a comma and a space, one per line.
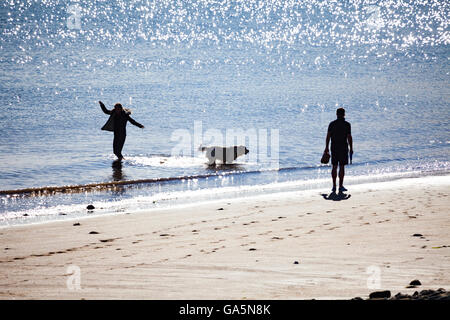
1, 155, 448, 197
125, 155, 208, 168
0, 164, 304, 196
3, 170, 448, 224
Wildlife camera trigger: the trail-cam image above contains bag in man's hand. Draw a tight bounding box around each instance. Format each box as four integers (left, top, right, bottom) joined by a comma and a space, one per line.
321, 151, 330, 164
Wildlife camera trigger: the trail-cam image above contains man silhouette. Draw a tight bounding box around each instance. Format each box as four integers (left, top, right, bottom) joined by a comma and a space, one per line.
324, 108, 353, 193
99, 101, 144, 160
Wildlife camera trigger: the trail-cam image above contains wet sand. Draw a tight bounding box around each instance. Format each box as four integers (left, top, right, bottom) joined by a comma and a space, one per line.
0, 175, 449, 299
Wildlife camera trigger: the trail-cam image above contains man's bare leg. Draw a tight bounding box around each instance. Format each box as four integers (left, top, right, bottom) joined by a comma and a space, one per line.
338, 164, 349, 193
332, 164, 338, 191
339, 164, 345, 188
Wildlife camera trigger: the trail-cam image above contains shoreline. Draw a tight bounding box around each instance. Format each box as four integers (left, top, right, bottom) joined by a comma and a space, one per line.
2, 170, 449, 228
0, 174, 449, 299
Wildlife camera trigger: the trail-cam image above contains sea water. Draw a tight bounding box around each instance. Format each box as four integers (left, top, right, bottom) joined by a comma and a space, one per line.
0, 0, 449, 225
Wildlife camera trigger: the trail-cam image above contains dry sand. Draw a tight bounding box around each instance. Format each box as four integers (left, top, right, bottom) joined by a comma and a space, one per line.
0, 175, 449, 299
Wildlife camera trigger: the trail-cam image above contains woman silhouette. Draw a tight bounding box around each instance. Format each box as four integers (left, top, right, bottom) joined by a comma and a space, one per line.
99, 101, 144, 160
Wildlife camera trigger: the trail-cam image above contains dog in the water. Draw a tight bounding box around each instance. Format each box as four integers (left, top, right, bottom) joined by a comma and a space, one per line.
199, 145, 249, 166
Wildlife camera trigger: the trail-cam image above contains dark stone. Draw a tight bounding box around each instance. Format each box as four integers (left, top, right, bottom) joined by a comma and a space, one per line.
249, 248, 257, 251
412, 233, 423, 237
420, 289, 434, 296
293, 261, 299, 264
23, 214, 28, 216
428, 291, 443, 298
217, 208, 224, 210
409, 279, 421, 286
353, 288, 449, 300
87, 204, 95, 210
394, 293, 409, 299
89, 231, 99, 234
369, 290, 391, 299
73, 223, 81, 226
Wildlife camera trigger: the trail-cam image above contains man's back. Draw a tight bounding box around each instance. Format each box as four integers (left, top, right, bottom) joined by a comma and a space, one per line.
328, 118, 351, 150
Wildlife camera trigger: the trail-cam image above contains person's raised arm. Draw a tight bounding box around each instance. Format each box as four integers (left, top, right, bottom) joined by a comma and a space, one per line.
99, 101, 112, 115
128, 115, 144, 129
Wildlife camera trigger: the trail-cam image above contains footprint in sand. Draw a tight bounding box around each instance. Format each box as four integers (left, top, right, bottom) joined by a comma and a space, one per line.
99, 238, 117, 243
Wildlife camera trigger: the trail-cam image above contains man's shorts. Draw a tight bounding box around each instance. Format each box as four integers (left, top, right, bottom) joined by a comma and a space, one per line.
331, 149, 348, 166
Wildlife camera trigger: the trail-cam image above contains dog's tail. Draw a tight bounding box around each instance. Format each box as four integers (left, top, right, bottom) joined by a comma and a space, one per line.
198, 145, 206, 152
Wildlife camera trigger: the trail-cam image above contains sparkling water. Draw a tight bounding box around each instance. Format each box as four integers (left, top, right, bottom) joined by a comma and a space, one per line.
0, 0, 449, 224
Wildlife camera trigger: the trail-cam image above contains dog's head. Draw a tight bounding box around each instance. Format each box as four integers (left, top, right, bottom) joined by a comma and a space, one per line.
235, 145, 249, 157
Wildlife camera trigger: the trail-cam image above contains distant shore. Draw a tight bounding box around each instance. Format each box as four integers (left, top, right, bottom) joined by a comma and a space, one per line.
0, 175, 449, 299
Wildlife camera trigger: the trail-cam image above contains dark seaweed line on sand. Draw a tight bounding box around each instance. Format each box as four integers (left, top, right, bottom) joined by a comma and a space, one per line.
0, 166, 304, 197
0, 174, 222, 196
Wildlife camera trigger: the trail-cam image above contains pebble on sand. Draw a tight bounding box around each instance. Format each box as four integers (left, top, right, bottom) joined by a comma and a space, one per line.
87, 204, 95, 210
355, 288, 449, 300
73, 223, 81, 226
89, 231, 99, 234
369, 290, 391, 299
409, 279, 422, 286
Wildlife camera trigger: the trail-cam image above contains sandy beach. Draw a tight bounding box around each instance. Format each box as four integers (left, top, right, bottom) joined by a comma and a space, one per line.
0, 175, 449, 299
